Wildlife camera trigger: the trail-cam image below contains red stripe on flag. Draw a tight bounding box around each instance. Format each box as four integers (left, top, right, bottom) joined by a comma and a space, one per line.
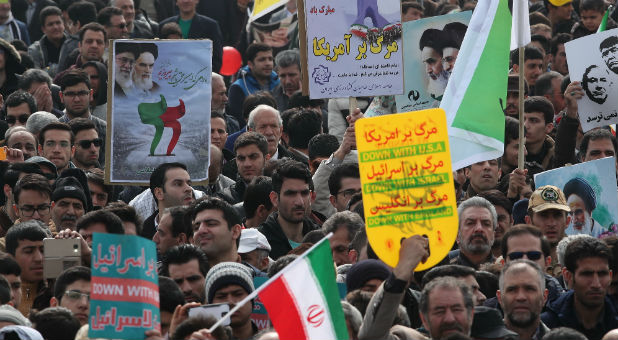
258, 277, 307, 339
91, 277, 159, 307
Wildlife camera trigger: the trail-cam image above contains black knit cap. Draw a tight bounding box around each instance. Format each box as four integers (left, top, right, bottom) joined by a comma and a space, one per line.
346, 259, 390, 292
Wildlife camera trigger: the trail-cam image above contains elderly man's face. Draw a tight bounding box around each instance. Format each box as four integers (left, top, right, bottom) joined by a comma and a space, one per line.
8, 131, 37, 160
458, 206, 495, 257
498, 266, 547, 330
133, 52, 155, 90
421, 46, 443, 80
567, 194, 592, 232
211, 77, 228, 113
421, 287, 473, 340
115, 52, 135, 83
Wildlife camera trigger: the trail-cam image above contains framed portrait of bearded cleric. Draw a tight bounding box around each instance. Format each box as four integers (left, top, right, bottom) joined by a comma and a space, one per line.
565, 28, 618, 132
394, 11, 471, 113
106, 39, 212, 184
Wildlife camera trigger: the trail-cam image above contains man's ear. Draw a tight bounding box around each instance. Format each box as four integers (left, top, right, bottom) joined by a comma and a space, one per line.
496, 290, 502, 306
419, 311, 430, 332
545, 122, 554, 135
329, 195, 337, 209
347, 249, 358, 264
525, 215, 531, 224
512, 64, 520, 74
269, 191, 278, 208
231, 223, 242, 240
50, 296, 58, 307
154, 187, 164, 203
59, 91, 65, 104
260, 255, 270, 270
563, 267, 573, 287
310, 190, 316, 204
3, 184, 11, 201
464, 167, 471, 179
177, 232, 187, 245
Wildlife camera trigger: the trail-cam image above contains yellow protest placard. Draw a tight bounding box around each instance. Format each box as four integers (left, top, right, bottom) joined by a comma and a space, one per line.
250, 0, 288, 22
356, 108, 458, 270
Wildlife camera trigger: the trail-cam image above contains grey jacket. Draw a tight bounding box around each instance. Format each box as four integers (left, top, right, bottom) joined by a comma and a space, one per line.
28, 33, 68, 77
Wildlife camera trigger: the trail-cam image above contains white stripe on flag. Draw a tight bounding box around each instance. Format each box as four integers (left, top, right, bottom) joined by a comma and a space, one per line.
511, 0, 531, 50
282, 258, 338, 340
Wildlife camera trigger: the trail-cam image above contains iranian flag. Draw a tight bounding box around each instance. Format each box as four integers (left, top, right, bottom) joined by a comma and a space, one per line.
259, 239, 348, 340
439, 0, 512, 169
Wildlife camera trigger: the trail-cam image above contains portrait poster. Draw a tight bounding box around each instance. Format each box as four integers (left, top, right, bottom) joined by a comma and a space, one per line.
564, 29, 618, 132
107, 39, 212, 184
89, 233, 160, 340
249, 13, 299, 56
395, 11, 472, 112
303, 0, 404, 99
534, 157, 618, 238
355, 108, 458, 270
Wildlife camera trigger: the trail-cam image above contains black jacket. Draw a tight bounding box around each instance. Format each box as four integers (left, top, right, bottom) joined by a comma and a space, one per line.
159, 14, 223, 73
11, 0, 58, 42
258, 212, 320, 260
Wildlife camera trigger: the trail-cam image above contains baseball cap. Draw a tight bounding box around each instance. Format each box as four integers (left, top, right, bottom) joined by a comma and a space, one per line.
548, 0, 572, 6
528, 185, 570, 213
238, 228, 271, 254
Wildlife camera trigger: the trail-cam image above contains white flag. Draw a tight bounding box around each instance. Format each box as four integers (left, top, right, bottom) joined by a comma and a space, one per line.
510, 0, 531, 50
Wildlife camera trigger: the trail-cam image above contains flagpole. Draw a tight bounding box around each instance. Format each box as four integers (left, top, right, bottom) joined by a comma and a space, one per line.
518, 45, 525, 170
206, 232, 334, 333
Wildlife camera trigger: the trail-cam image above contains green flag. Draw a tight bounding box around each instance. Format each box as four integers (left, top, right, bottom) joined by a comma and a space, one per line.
598, 6, 612, 32
440, 0, 511, 169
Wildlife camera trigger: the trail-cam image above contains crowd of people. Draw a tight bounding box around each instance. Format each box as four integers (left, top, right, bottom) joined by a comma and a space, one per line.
0, 0, 617, 339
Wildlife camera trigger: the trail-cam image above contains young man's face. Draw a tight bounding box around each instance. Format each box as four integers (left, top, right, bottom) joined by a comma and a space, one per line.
524, 111, 552, 146
153, 212, 180, 255
528, 209, 566, 246
465, 159, 500, 192
568, 257, 611, 309
552, 1, 573, 21
552, 44, 569, 75
15, 190, 52, 225
192, 209, 240, 258
13, 239, 44, 283
273, 178, 312, 224
505, 233, 548, 270
248, 50, 274, 80
4, 274, 21, 308
155, 168, 193, 209
58, 279, 91, 325
78, 222, 107, 247
88, 181, 108, 208
168, 259, 205, 303
235, 144, 266, 183
523, 59, 544, 86
580, 9, 603, 32
42, 15, 65, 41
6, 103, 31, 128
583, 137, 616, 162
504, 137, 525, 169
330, 177, 361, 212
73, 129, 100, 169
505, 92, 519, 117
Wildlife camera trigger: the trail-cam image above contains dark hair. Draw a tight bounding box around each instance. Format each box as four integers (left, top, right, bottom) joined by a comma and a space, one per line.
287, 109, 322, 149
137, 42, 158, 59
75, 209, 125, 234
580, 0, 605, 12
243, 176, 273, 219
308, 134, 339, 161
281, 108, 298, 135
531, 34, 550, 54
510, 46, 544, 68
402, 1, 424, 14
5, 221, 50, 256
159, 244, 209, 277
421, 264, 476, 288
104, 201, 142, 234
534, 71, 562, 96
78, 22, 107, 43
529, 12, 551, 26
500, 224, 550, 259
210, 111, 227, 129
0, 254, 21, 276
272, 159, 313, 194
149, 162, 188, 205
5, 91, 37, 115
188, 196, 241, 231
419, 28, 444, 52
172, 316, 229, 340
288, 93, 324, 109
267, 254, 298, 277
349, 229, 367, 259
603, 236, 618, 273
81, 60, 108, 106
420, 276, 474, 316
550, 33, 572, 56
524, 96, 554, 125
159, 276, 185, 313
245, 42, 272, 63
302, 229, 326, 244
504, 116, 520, 148
86, 168, 113, 205
579, 128, 617, 158
53, 266, 91, 301
162, 205, 192, 238
600, 36, 618, 52
233, 131, 268, 156
68, 117, 96, 136
241, 91, 276, 122
17, 69, 52, 91
68, 2, 97, 28
328, 163, 360, 196
97, 6, 123, 26
40, 6, 63, 27
542, 327, 588, 340
30, 307, 81, 340
0, 275, 10, 304
59, 69, 91, 91
564, 237, 613, 272
13, 173, 52, 205
160, 22, 182, 39
477, 190, 513, 214
39, 122, 75, 146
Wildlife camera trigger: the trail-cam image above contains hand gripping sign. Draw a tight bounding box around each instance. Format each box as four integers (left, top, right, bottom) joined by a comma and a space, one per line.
355, 108, 458, 270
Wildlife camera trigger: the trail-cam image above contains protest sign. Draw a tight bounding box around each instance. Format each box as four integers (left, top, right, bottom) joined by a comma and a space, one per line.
565, 29, 618, 132
395, 12, 472, 112
89, 233, 159, 339
302, 0, 403, 99
107, 40, 212, 184
355, 108, 458, 270
534, 157, 618, 238
249, 13, 299, 55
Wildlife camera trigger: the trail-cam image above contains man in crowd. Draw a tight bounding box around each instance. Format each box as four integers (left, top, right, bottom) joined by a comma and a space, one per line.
153, 206, 192, 256
449, 196, 496, 269
160, 244, 208, 304
38, 122, 74, 173
97, 7, 129, 40
68, 118, 101, 170
48, 266, 90, 325
64, 22, 106, 70
57, 1, 97, 73
50, 176, 87, 231
12, 174, 52, 226
420, 276, 475, 339
463, 159, 501, 199
247, 105, 289, 160
6, 127, 37, 160
271, 49, 301, 112
211, 72, 239, 133
0, 255, 22, 309
550, 33, 572, 76
328, 163, 360, 213
4, 91, 36, 128
322, 211, 363, 266
524, 96, 555, 171
238, 228, 270, 276
112, 0, 155, 38
512, 47, 545, 93
220, 132, 268, 204
27, 6, 66, 76
535, 71, 565, 116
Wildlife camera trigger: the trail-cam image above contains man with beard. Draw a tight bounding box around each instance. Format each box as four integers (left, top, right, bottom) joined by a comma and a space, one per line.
419, 28, 449, 101
582, 64, 611, 105
600, 35, 618, 75
132, 43, 159, 97
498, 260, 550, 340
258, 160, 320, 260
160, 244, 208, 304
51, 176, 87, 231
448, 196, 496, 269
420, 276, 475, 339
563, 177, 603, 237
271, 49, 301, 112
441, 22, 467, 75
477, 190, 512, 258
114, 42, 138, 97
542, 237, 618, 340
68, 118, 101, 170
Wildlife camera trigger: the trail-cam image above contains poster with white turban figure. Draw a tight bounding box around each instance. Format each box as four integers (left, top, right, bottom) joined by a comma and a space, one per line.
534, 157, 618, 238
565, 29, 618, 132
107, 40, 212, 184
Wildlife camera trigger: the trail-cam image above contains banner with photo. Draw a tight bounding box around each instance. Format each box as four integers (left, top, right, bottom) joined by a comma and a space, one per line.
303, 0, 403, 99
565, 29, 618, 132
107, 39, 212, 184
395, 11, 472, 112
534, 157, 618, 238
249, 13, 299, 55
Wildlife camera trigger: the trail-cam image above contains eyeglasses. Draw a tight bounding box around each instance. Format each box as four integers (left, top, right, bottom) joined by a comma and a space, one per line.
62, 90, 90, 98
507, 251, 543, 261
111, 23, 127, 29
78, 138, 103, 149
18, 204, 51, 217
64, 290, 90, 301
6, 114, 29, 125
337, 188, 362, 198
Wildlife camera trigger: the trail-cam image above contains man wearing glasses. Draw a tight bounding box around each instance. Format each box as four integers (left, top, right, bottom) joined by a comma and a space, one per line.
4, 91, 36, 128
38, 122, 75, 174
68, 118, 101, 170
49, 266, 91, 325
97, 7, 129, 41
12, 174, 53, 226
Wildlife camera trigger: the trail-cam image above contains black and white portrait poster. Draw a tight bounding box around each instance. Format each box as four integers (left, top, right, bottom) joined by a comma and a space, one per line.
565, 28, 618, 132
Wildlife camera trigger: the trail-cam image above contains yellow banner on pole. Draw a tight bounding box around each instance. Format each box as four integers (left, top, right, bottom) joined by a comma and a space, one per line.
251, 0, 288, 22
356, 109, 458, 270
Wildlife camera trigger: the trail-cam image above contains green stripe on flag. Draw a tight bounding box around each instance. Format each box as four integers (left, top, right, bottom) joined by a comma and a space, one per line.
306, 241, 349, 340
598, 7, 610, 32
